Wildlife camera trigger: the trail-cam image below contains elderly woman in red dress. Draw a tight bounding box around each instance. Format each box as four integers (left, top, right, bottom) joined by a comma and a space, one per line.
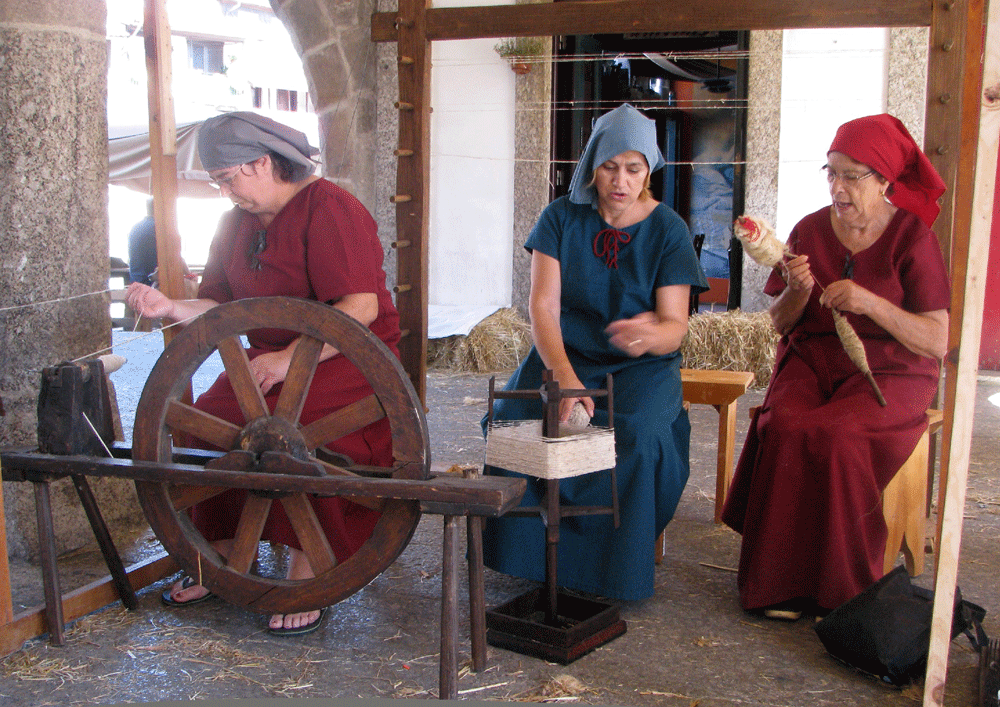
721, 114, 950, 620
126, 112, 400, 635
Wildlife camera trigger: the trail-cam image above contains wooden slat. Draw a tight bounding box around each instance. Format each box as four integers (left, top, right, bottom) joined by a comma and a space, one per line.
165, 399, 241, 451
227, 494, 272, 574
143, 0, 185, 348
216, 336, 268, 423
392, 0, 432, 403
0, 450, 525, 517
923, 0, 997, 702
924, 0, 977, 271
273, 335, 323, 423
280, 494, 337, 575
299, 394, 386, 450
371, 0, 933, 42
0, 554, 177, 659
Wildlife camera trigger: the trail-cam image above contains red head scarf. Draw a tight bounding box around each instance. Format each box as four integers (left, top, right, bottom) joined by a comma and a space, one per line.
828, 114, 946, 228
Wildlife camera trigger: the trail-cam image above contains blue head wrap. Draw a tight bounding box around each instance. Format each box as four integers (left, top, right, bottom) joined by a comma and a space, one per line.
198, 111, 319, 182
567, 103, 666, 207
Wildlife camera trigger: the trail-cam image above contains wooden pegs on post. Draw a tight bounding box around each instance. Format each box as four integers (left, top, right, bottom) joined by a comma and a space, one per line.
390, 194, 412, 203
394, 148, 414, 157
394, 284, 412, 294
391, 240, 411, 249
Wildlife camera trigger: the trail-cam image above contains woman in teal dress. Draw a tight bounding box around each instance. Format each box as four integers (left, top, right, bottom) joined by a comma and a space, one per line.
482, 104, 708, 601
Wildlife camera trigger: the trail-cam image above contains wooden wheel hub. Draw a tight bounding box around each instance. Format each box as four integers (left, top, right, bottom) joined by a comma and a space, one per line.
132, 297, 430, 614
236, 416, 310, 462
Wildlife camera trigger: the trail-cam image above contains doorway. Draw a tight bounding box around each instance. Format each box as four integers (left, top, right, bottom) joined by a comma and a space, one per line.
550, 30, 749, 308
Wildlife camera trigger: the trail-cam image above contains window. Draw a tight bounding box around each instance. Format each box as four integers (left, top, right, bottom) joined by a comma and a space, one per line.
188, 40, 225, 74
252, 86, 263, 109
276, 89, 298, 112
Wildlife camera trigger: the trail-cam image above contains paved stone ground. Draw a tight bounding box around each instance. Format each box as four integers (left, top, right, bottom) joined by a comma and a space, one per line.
1, 329, 998, 706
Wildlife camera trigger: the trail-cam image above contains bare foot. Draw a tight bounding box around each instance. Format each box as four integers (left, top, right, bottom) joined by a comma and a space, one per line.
268, 547, 320, 631
164, 576, 210, 604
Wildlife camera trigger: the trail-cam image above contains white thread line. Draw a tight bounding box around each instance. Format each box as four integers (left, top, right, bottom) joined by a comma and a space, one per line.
0, 288, 111, 313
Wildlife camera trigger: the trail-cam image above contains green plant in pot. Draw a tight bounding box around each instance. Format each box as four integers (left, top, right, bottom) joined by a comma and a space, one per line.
494, 36, 547, 74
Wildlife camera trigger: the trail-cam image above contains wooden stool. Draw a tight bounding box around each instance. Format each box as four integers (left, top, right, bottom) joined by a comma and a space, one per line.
882, 408, 944, 576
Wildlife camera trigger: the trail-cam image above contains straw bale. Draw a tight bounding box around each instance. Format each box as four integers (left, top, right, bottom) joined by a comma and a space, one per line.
427, 307, 532, 373
680, 310, 778, 389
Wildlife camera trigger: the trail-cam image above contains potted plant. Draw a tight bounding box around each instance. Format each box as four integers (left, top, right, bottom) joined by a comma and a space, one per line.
494, 36, 547, 75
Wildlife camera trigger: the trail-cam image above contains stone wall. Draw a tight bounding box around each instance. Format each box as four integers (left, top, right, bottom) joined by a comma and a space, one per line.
1, 0, 144, 559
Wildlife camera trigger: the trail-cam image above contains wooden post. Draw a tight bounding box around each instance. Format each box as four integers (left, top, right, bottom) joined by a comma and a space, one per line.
143, 0, 186, 345
393, 0, 432, 403
923, 1, 998, 703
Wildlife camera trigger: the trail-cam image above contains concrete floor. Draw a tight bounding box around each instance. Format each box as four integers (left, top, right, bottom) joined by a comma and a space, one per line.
1, 332, 998, 706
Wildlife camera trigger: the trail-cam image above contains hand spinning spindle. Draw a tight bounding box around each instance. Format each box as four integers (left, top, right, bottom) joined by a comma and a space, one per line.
733, 215, 886, 407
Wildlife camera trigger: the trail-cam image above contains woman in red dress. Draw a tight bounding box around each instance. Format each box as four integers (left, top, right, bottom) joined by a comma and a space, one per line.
721, 115, 950, 620
126, 112, 400, 635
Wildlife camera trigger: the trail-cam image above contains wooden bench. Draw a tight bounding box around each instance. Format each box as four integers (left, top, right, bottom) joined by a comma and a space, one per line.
655, 368, 755, 564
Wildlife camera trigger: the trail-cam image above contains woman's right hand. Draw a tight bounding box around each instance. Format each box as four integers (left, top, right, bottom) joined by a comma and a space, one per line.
125, 282, 175, 319
779, 253, 814, 291
553, 369, 594, 423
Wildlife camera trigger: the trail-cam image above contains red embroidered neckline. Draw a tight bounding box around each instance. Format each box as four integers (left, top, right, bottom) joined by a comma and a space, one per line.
593, 228, 632, 269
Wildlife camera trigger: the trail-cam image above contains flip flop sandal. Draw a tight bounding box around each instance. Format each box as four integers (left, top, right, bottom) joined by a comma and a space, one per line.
161, 575, 214, 607
267, 607, 328, 637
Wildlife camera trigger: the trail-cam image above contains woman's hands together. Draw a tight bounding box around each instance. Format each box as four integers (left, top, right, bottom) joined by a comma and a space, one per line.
605, 311, 659, 357
819, 279, 873, 316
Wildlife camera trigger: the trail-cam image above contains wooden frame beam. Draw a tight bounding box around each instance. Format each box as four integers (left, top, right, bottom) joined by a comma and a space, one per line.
372, 0, 932, 42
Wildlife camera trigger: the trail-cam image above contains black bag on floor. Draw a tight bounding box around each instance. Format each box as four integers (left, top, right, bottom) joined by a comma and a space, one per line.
814, 565, 987, 686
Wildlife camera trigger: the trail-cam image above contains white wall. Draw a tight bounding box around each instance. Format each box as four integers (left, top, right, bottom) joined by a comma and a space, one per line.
776, 28, 889, 239
429, 0, 515, 308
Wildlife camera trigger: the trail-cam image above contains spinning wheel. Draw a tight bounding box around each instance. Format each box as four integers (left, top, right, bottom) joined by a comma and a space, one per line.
132, 297, 429, 614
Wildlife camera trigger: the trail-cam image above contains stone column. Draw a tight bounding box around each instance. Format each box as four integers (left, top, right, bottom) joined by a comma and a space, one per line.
273, 0, 379, 215
0, 0, 129, 559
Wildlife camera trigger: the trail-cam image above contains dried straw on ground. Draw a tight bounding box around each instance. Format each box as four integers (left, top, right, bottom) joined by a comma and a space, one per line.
427, 307, 532, 373
681, 310, 778, 389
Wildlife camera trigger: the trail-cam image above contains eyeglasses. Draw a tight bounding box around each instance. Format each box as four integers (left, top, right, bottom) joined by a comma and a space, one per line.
248, 229, 267, 271
208, 165, 244, 189
822, 165, 875, 185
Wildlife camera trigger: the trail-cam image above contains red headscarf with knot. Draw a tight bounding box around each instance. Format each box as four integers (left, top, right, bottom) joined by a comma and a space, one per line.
828, 114, 946, 228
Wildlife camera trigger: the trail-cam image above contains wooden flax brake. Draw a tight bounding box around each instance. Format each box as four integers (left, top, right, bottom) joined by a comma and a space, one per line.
0, 297, 526, 701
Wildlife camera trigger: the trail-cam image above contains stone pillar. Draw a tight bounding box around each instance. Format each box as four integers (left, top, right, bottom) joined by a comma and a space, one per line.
0, 0, 142, 559
273, 0, 379, 215
741, 30, 783, 314
511, 36, 552, 320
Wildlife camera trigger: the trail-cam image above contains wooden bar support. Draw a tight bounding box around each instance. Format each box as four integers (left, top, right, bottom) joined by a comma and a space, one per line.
33, 481, 65, 645
391, 0, 431, 403
440, 515, 460, 700
71, 475, 139, 610
371, 0, 932, 42
923, 0, 998, 702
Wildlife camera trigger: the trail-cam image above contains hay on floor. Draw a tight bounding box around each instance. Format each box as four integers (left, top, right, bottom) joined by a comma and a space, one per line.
428, 307, 532, 373
681, 310, 778, 388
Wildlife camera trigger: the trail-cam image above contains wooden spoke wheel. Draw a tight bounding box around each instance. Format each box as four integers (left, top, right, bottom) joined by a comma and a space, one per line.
132, 297, 429, 614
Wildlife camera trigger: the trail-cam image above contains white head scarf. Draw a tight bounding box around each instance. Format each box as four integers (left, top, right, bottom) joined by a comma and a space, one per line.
567, 103, 666, 207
